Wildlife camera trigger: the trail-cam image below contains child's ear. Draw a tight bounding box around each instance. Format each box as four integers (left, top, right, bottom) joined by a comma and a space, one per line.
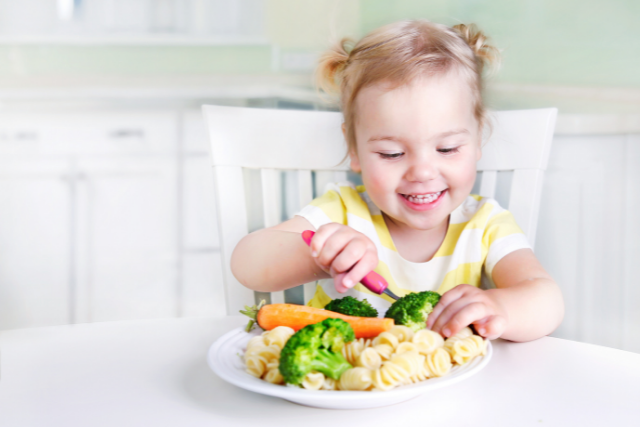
349, 150, 361, 173
344, 124, 362, 172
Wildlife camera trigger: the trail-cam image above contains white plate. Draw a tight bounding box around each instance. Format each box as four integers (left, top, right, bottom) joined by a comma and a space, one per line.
207, 326, 492, 409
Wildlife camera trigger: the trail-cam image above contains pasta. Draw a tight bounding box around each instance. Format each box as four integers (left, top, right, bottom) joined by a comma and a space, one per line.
243, 322, 487, 391
302, 372, 325, 390
443, 327, 474, 355
394, 341, 418, 355
412, 329, 445, 355
342, 338, 373, 365
263, 361, 284, 384
321, 377, 339, 390
448, 334, 487, 365
339, 367, 373, 391
424, 347, 453, 377
372, 331, 399, 349
357, 347, 382, 370
372, 343, 394, 360
263, 326, 295, 348
386, 325, 415, 343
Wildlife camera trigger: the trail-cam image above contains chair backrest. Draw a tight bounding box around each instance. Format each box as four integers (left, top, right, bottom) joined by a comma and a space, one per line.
202, 105, 557, 314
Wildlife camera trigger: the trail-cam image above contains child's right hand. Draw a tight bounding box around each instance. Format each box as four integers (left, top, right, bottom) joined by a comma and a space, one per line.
308, 223, 379, 293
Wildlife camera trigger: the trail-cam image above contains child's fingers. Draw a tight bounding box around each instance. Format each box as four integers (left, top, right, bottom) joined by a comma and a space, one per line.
308, 223, 340, 256
333, 272, 350, 293
435, 301, 488, 338
473, 315, 506, 340
330, 239, 368, 274
311, 226, 353, 269
427, 285, 470, 329
340, 251, 378, 290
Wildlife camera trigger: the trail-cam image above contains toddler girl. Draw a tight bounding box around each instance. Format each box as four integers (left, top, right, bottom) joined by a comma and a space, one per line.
231, 20, 564, 342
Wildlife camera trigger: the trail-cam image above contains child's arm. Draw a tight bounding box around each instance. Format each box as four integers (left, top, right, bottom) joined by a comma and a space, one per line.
426, 249, 564, 342
230, 217, 378, 294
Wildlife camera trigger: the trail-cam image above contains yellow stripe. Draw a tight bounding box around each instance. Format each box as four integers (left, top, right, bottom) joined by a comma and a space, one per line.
436, 261, 484, 295
433, 222, 466, 257
465, 202, 493, 229
372, 214, 396, 252
306, 283, 332, 308
310, 190, 347, 224
339, 185, 372, 222
483, 211, 525, 245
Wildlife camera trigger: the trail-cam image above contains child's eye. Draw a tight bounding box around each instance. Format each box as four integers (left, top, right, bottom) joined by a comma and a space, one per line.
378, 152, 403, 159
437, 147, 460, 155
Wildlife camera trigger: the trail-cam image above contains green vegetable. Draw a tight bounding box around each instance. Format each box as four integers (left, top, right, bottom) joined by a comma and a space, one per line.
384, 291, 441, 332
324, 296, 379, 318
279, 318, 355, 385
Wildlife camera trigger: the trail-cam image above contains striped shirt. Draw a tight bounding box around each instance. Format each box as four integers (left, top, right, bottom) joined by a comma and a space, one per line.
296, 183, 530, 316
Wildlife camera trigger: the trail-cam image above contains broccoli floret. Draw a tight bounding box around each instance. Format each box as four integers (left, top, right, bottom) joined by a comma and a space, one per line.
324, 296, 379, 318
384, 291, 441, 332
279, 318, 355, 385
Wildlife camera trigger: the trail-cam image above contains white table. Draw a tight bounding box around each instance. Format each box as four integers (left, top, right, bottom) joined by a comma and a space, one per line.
1, 315, 639, 427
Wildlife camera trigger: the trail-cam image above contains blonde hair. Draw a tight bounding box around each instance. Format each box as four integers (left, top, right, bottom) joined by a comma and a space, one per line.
316, 20, 500, 153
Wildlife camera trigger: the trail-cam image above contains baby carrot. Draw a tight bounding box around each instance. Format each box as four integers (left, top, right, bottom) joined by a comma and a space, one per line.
241, 302, 394, 338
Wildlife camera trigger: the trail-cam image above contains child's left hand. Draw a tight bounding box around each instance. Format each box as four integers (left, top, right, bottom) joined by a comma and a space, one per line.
426, 284, 508, 340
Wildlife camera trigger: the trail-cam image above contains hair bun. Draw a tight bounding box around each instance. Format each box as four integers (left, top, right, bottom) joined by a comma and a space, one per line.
316, 37, 353, 96
452, 23, 500, 75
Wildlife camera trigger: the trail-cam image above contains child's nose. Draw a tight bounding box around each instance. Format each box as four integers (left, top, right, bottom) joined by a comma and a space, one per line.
405, 157, 437, 182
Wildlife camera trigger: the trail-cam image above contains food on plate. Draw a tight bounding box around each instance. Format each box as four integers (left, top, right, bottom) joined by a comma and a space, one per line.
443, 327, 487, 364
384, 291, 441, 332
240, 301, 394, 338
244, 322, 487, 391
324, 296, 379, 318
279, 318, 355, 385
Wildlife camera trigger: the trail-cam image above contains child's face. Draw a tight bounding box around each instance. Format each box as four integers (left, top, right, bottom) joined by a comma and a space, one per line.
349, 71, 481, 232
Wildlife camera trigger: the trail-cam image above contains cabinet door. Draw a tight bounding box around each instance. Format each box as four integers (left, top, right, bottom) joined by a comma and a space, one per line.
0, 159, 71, 329
74, 157, 179, 322
181, 110, 225, 317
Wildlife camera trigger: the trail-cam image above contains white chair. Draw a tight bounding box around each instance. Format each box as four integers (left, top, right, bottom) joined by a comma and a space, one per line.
202, 105, 557, 314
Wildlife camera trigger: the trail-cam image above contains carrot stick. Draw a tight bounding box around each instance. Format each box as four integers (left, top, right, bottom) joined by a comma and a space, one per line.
251, 303, 394, 339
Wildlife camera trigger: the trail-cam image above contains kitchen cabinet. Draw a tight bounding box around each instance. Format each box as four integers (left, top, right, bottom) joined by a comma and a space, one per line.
0, 108, 189, 328
537, 133, 640, 353
180, 109, 226, 317
73, 156, 179, 323
0, 158, 72, 329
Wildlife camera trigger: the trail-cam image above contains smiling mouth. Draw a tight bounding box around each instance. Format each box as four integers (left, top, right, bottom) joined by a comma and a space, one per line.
401, 191, 443, 204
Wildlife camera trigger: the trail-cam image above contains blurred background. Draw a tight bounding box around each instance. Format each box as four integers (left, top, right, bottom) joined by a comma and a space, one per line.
0, 0, 638, 353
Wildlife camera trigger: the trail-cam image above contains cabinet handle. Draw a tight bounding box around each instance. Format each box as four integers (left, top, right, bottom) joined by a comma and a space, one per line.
108, 129, 145, 139
0, 131, 39, 142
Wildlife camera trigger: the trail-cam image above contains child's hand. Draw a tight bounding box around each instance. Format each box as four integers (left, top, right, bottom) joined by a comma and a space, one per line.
427, 284, 508, 340
308, 223, 378, 293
